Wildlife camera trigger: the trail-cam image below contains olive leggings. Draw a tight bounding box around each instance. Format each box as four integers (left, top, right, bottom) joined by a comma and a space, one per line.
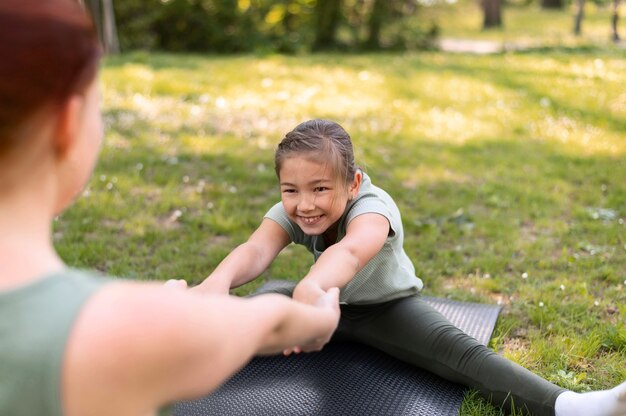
258, 283, 565, 416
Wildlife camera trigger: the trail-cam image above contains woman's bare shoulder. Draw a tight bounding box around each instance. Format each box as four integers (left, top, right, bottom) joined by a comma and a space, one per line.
61, 282, 259, 416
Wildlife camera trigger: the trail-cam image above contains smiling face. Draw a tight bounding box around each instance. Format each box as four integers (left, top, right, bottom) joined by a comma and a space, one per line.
279, 155, 359, 237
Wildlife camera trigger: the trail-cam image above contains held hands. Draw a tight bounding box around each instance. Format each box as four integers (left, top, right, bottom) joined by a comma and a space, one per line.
292, 279, 327, 306
283, 285, 340, 356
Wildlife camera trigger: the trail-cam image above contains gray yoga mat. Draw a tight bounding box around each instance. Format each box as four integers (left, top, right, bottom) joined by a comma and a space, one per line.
174, 290, 501, 416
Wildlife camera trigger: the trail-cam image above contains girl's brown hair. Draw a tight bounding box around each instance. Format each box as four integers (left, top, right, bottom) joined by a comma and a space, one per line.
275, 119, 358, 189
0, 0, 101, 155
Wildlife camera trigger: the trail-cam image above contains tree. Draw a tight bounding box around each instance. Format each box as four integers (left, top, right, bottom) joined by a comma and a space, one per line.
80, 0, 120, 53
364, 0, 389, 49
540, 0, 563, 9
109, 0, 435, 53
344, 0, 432, 51
482, 0, 502, 28
611, 0, 621, 41
574, 0, 620, 42
312, 0, 343, 51
573, 0, 585, 35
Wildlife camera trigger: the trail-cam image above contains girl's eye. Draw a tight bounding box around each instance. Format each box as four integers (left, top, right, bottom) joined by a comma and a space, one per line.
314, 187, 328, 192
282, 189, 296, 194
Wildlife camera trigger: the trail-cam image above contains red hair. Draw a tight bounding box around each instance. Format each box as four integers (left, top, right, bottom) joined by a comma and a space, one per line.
0, 0, 102, 152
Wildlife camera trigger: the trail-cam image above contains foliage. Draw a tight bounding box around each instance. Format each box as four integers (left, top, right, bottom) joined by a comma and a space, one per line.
152, 0, 257, 52
114, 0, 161, 50
112, 0, 435, 53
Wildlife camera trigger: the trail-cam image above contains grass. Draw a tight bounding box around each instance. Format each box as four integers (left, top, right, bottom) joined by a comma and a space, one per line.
55, 7, 625, 415
424, 0, 623, 48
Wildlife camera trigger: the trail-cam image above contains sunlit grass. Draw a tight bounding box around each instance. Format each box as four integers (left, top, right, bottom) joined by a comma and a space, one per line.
423, 0, 623, 46
55, 29, 626, 415
103, 52, 626, 157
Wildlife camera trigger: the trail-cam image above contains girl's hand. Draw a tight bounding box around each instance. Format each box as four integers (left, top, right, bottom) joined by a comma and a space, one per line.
292, 279, 327, 306
282, 346, 302, 356
164, 279, 188, 290
191, 276, 231, 295
283, 287, 340, 355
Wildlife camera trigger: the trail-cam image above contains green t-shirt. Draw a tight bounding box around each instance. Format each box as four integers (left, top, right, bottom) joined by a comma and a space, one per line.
265, 171, 423, 304
0, 269, 109, 416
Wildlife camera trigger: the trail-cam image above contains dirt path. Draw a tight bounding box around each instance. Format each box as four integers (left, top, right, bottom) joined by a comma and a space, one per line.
437, 38, 529, 54
438, 37, 626, 53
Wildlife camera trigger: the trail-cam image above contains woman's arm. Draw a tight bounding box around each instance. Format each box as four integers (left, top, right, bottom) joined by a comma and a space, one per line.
62, 281, 340, 416
292, 213, 390, 305
193, 218, 291, 294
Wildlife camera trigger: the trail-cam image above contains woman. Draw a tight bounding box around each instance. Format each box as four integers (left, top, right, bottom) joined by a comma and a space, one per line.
0, 2, 339, 416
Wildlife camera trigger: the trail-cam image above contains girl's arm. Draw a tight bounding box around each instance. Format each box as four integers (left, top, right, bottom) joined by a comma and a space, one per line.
62, 281, 340, 416
292, 213, 390, 305
193, 218, 291, 294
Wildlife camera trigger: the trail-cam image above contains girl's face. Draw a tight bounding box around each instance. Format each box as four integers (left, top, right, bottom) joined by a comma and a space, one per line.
279, 156, 359, 237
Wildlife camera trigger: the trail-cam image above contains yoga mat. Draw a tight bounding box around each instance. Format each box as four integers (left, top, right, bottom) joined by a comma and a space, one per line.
174, 291, 501, 416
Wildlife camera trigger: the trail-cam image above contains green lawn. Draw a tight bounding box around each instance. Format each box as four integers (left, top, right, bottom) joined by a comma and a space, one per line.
55, 11, 625, 414
425, 0, 623, 47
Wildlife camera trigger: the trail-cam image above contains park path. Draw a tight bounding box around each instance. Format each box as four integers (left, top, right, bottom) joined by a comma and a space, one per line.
438, 37, 625, 53
438, 38, 517, 54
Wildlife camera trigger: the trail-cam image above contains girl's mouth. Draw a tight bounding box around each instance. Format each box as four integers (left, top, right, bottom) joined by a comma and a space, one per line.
298, 215, 323, 225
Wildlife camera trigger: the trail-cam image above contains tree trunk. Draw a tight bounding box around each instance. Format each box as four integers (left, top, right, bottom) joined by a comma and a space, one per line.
364, 0, 387, 49
611, 0, 621, 42
541, 0, 563, 9
101, 0, 120, 53
573, 0, 585, 35
482, 0, 502, 29
83, 0, 102, 36
312, 0, 342, 51
79, 0, 120, 53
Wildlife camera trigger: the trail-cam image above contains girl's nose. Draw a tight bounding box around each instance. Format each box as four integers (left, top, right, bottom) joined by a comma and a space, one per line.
297, 193, 315, 212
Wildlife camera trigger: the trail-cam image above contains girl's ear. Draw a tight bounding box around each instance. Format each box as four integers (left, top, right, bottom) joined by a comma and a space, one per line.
349, 170, 362, 199
52, 95, 83, 159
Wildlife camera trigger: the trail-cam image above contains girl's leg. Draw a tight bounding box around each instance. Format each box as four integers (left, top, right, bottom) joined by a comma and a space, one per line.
340, 296, 564, 416
254, 287, 626, 416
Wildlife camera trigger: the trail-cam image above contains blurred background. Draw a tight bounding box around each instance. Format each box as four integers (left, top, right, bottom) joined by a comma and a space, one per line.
83, 0, 623, 54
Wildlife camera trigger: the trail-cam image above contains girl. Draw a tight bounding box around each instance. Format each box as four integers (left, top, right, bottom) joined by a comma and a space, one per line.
195, 119, 626, 416
0, 2, 340, 416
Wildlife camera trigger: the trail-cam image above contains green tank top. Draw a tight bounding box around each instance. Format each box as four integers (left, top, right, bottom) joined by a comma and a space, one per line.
0, 269, 110, 416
